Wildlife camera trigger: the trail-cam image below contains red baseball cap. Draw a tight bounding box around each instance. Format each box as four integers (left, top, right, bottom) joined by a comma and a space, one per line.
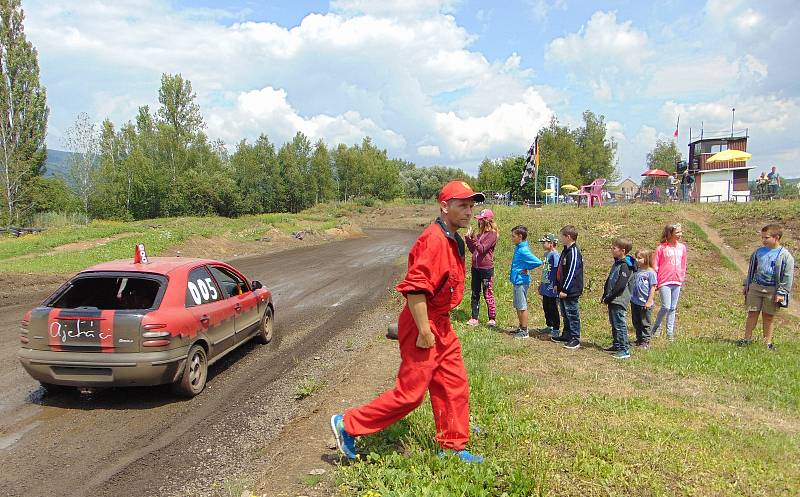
438, 180, 486, 203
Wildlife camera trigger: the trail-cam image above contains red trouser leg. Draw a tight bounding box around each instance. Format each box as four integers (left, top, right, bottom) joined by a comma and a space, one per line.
344, 310, 471, 451
428, 332, 470, 450
344, 308, 436, 436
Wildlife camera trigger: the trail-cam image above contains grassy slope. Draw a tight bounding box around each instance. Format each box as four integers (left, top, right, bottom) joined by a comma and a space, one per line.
337, 203, 800, 497
0, 204, 355, 273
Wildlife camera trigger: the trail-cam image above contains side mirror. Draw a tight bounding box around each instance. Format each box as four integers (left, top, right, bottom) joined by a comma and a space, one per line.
251, 280, 263, 290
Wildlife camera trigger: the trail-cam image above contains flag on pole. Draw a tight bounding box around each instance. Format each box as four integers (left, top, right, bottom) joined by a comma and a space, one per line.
520, 137, 539, 186
673, 114, 680, 138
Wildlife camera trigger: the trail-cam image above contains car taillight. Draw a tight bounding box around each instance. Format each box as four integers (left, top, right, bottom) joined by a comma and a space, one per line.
142, 331, 170, 338
142, 339, 171, 347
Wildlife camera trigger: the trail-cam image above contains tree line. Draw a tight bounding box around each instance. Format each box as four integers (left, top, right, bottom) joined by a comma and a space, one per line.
476, 111, 618, 198
0, 0, 623, 226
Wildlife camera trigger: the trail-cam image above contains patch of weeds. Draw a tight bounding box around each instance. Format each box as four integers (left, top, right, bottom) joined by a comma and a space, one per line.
302, 474, 323, 487
293, 377, 323, 400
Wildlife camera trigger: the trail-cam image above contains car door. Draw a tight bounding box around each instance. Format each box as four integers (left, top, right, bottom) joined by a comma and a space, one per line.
184, 266, 235, 357
208, 265, 260, 344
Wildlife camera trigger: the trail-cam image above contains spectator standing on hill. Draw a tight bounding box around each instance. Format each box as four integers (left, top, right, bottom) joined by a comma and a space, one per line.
600, 238, 636, 359
767, 166, 781, 197
330, 180, 485, 464
466, 208, 498, 327
681, 171, 694, 201
741, 224, 795, 349
536, 233, 561, 338
669, 173, 680, 201
629, 249, 657, 349
509, 225, 543, 339
551, 225, 584, 349
652, 224, 688, 341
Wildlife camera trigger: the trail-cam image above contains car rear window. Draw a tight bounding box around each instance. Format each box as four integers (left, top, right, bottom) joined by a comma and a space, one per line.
50, 276, 162, 310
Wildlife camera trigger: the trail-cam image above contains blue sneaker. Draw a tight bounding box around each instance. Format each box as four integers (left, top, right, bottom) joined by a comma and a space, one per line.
613, 350, 631, 359
513, 329, 529, 339
330, 414, 357, 460
550, 329, 561, 338
439, 449, 485, 464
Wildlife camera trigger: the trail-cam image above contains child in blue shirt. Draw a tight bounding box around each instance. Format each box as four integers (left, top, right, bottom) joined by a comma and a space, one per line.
509, 225, 543, 338
742, 223, 795, 349
629, 249, 657, 349
537, 233, 561, 338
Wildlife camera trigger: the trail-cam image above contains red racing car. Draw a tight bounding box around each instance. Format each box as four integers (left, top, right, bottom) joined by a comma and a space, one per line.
18, 247, 274, 397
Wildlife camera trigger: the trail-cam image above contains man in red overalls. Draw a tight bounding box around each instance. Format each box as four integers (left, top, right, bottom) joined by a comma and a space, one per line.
330, 180, 486, 463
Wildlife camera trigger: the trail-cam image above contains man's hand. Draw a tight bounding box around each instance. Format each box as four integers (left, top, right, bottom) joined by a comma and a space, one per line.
645, 299, 654, 309
559, 291, 567, 299
775, 293, 785, 304
416, 329, 435, 348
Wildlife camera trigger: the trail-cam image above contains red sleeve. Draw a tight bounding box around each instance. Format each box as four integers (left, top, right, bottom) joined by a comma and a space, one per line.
395, 230, 449, 297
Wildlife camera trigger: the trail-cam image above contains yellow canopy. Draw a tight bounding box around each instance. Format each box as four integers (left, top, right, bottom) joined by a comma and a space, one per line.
561, 184, 578, 191
707, 149, 751, 163
541, 188, 556, 194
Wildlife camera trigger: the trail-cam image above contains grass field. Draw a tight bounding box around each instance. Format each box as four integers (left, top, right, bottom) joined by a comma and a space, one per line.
0, 204, 355, 273
336, 202, 800, 497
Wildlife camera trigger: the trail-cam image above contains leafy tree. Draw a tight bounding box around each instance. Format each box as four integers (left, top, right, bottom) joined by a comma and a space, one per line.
63, 112, 100, 215
646, 139, 682, 173
644, 139, 682, 189
310, 140, 335, 204
476, 158, 505, 192
278, 132, 311, 212
0, 0, 47, 226
22, 175, 80, 214
157, 73, 203, 182
576, 110, 617, 183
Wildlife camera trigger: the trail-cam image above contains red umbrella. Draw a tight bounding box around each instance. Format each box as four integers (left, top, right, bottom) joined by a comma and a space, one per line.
641, 169, 670, 177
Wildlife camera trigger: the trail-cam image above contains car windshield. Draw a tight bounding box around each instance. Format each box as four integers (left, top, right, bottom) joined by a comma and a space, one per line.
50, 276, 162, 310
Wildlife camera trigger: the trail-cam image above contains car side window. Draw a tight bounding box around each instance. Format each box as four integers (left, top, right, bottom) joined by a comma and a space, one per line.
209, 266, 248, 299
185, 267, 222, 307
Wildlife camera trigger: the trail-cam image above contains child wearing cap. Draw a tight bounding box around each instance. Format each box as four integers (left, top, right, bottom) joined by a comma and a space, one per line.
536, 233, 561, 338
509, 225, 543, 338
465, 208, 498, 327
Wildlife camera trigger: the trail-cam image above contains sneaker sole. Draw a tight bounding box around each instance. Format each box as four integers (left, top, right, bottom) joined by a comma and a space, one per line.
329, 415, 350, 459
514, 335, 530, 339
614, 355, 631, 359
563, 343, 580, 349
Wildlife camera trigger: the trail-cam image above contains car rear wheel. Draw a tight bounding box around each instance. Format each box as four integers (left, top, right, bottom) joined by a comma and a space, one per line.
173, 344, 207, 397
255, 306, 274, 344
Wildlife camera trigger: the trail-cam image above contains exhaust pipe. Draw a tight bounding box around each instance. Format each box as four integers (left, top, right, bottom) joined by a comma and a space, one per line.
386, 323, 398, 340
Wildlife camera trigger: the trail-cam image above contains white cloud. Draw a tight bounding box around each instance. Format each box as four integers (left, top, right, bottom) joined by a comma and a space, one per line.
433, 88, 552, 159
417, 145, 441, 157
208, 86, 406, 150
27, 0, 554, 169
606, 120, 625, 141
330, 0, 460, 17
526, 0, 567, 22
545, 11, 649, 70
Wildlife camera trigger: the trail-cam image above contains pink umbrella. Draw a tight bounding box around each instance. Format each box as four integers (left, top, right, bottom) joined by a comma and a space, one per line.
641, 169, 670, 177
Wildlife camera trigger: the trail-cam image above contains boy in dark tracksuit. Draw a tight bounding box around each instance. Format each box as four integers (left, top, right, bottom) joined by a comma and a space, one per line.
552, 225, 584, 349
601, 238, 637, 359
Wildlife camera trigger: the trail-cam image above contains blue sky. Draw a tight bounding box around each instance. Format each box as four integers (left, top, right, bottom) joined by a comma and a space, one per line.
25, 0, 800, 179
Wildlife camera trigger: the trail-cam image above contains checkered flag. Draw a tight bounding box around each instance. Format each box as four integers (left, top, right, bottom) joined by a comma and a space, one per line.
520, 137, 539, 186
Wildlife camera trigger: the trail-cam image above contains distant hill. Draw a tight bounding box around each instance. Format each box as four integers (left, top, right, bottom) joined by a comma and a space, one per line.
44, 148, 73, 178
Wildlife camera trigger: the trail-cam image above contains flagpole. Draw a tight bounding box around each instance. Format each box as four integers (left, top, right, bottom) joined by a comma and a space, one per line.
534, 167, 538, 205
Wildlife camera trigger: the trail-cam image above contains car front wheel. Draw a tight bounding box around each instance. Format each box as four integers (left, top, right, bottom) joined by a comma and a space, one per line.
255, 306, 274, 344
173, 344, 208, 397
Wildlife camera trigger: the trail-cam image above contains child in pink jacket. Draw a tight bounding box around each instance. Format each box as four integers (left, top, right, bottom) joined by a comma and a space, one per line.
652, 223, 688, 340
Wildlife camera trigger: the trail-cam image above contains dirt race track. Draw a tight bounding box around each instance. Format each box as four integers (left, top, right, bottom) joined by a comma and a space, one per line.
0, 228, 418, 497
